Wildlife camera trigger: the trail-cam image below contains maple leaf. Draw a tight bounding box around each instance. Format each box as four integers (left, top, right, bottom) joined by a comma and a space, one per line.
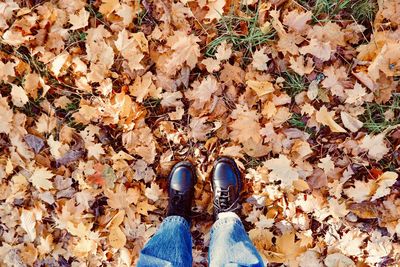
321, 65, 348, 97
165, 31, 200, 74
299, 38, 332, 62
246, 80, 275, 97
344, 180, 374, 203
315, 106, 346, 133
283, 10, 312, 33
109, 226, 126, 249
136, 200, 157, 216
145, 182, 163, 202
116, 3, 136, 26
160, 91, 183, 108
36, 113, 57, 134
337, 229, 366, 256
324, 253, 355, 267
371, 171, 398, 201
317, 155, 334, 175
205, 0, 225, 21
345, 82, 367, 105
215, 40, 232, 61
189, 117, 213, 141
264, 155, 299, 189
186, 76, 219, 109
275, 232, 306, 266
289, 56, 314, 76
0, 97, 13, 134
129, 72, 159, 103
10, 84, 29, 108
229, 104, 262, 145
99, 0, 120, 16
69, 9, 89, 30
202, 58, 221, 73
87, 142, 105, 160
122, 126, 156, 164
105, 184, 140, 210
24, 72, 40, 98
0, 61, 15, 81
50, 52, 70, 77
360, 133, 389, 161
252, 48, 270, 71
29, 167, 54, 190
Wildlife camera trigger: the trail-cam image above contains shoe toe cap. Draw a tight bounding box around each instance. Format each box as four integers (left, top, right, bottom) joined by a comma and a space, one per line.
170, 166, 195, 191
213, 161, 239, 188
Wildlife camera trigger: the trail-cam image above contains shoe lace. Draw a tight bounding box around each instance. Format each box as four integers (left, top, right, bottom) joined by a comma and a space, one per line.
215, 187, 240, 213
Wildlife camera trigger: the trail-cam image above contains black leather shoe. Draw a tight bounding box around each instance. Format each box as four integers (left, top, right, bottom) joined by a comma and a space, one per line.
166, 161, 196, 223
211, 157, 242, 217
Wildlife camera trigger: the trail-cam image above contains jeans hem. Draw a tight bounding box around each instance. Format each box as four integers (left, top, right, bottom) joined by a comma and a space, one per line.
211, 216, 242, 235
163, 215, 190, 230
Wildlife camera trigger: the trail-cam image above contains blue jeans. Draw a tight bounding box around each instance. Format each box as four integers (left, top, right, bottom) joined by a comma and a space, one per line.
137, 213, 264, 267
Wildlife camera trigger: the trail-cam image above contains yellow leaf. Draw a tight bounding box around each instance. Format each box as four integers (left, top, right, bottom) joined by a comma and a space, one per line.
246, 80, 275, 97
275, 232, 306, 265
289, 55, 314, 76
371, 171, 398, 201
30, 167, 54, 190
99, 0, 120, 16
299, 38, 332, 62
109, 226, 126, 249
205, 0, 225, 21
24, 72, 40, 98
69, 9, 90, 30
0, 61, 15, 81
20, 209, 37, 242
0, 97, 13, 134
293, 179, 310, 191
136, 200, 156, 216
105, 184, 140, 210
252, 48, 270, 71
108, 210, 125, 228
10, 84, 29, 107
264, 155, 299, 189
360, 133, 389, 161
340, 111, 363, 133
165, 31, 200, 74
315, 106, 346, 133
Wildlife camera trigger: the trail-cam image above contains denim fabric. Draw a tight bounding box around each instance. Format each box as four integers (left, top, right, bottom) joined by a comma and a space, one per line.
137, 213, 264, 267
208, 212, 265, 267
137, 216, 192, 267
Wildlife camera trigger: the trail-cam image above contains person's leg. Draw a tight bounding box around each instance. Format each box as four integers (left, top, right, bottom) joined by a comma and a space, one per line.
208, 212, 264, 267
208, 157, 265, 267
137, 215, 192, 267
137, 161, 197, 267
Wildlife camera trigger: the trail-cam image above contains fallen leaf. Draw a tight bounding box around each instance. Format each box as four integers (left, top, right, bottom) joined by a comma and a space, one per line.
109, 226, 126, 249
315, 106, 346, 133
29, 167, 54, 190
265, 155, 299, 189
24, 134, 44, 154
10, 84, 29, 107
20, 209, 36, 242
